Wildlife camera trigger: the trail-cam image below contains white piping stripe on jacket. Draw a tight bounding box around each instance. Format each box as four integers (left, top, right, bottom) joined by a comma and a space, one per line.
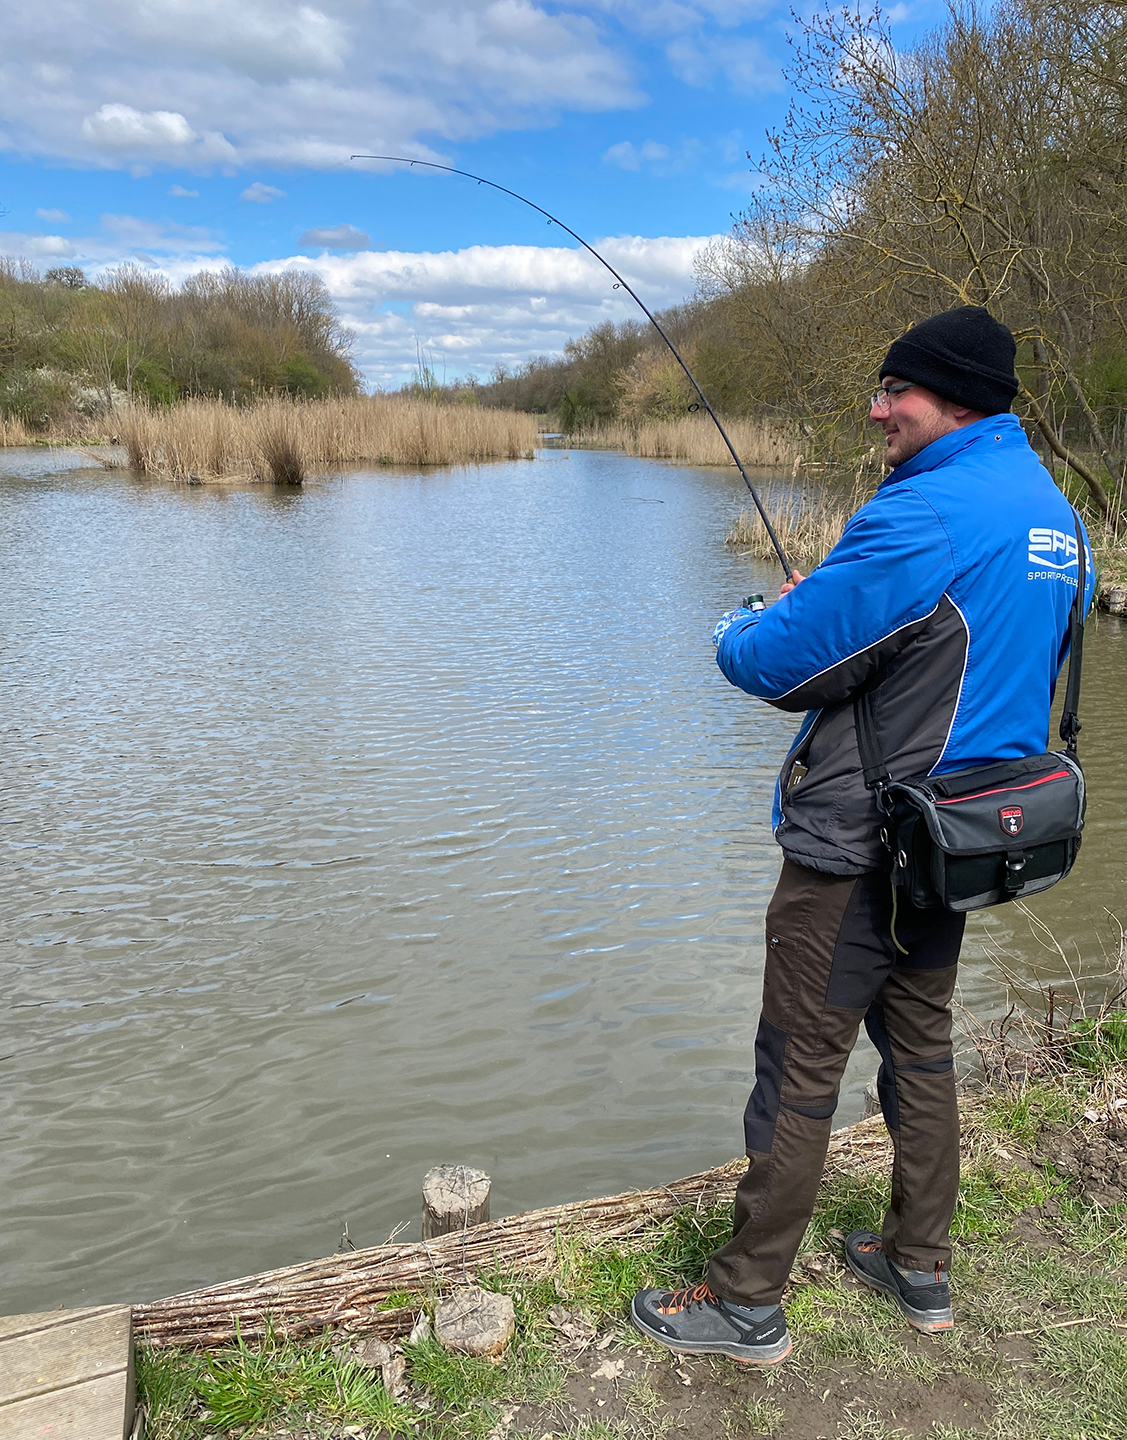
928, 594, 971, 776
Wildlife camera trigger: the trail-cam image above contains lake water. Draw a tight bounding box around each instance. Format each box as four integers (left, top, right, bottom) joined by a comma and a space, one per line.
1, 444, 1124, 1314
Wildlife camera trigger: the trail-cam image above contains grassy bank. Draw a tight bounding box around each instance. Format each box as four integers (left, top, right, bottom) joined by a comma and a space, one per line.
1, 396, 540, 482
135, 1058, 1127, 1440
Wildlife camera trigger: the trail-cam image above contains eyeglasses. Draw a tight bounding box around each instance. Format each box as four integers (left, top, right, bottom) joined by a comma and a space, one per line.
871, 382, 915, 412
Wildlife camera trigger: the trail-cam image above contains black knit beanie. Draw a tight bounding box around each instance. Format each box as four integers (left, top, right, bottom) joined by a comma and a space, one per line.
880, 306, 1018, 415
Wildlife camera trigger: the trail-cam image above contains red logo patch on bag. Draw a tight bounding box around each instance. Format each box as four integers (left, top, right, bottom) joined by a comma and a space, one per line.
999, 806, 1024, 836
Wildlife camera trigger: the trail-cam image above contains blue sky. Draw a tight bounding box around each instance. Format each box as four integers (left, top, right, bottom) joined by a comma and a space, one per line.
0, 0, 942, 387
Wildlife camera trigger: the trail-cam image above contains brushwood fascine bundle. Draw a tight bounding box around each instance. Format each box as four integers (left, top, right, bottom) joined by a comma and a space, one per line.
132, 1123, 897, 1351
117, 396, 540, 484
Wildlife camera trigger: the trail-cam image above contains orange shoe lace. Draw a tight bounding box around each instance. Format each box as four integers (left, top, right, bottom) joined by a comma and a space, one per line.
655, 1282, 719, 1315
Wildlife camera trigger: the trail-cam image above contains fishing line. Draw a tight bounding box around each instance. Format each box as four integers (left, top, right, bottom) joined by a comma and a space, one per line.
350, 153, 793, 578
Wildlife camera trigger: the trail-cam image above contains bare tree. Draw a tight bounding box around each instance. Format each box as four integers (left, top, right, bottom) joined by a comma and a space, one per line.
704, 0, 1127, 519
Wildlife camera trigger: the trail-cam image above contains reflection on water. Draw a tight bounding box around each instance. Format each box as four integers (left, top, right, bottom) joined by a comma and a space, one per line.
0, 446, 1124, 1312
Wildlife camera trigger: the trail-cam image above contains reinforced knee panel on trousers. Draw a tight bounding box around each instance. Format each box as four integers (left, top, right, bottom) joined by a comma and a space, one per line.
744, 1017, 787, 1153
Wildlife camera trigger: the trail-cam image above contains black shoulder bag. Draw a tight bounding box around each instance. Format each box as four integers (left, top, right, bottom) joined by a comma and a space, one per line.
854, 514, 1087, 913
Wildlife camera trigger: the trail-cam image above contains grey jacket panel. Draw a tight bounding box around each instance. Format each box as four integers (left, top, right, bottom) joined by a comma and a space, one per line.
775, 596, 968, 875
767, 607, 940, 714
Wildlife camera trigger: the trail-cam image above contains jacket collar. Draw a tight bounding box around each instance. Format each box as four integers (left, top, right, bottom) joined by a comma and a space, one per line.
879, 412, 1025, 489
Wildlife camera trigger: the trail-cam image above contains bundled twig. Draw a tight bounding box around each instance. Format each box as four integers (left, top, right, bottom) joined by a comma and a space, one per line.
135, 1120, 894, 1351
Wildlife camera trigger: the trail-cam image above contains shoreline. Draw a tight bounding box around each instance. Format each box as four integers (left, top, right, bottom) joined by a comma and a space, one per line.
130, 1069, 1127, 1439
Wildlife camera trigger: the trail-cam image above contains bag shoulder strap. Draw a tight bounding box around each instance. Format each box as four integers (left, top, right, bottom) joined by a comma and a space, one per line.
855, 508, 1088, 782
1058, 510, 1087, 756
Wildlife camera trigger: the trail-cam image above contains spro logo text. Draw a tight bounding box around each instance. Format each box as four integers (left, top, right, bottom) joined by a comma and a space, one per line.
1028, 528, 1078, 569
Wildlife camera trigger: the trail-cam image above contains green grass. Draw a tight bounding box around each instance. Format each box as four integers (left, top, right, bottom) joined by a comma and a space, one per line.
977, 1078, 1079, 1144
552, 1200, 734, 1321
723, 1394, 787, 1436
1059, 1011, 1127, 1072
136, 1329, 418, 1439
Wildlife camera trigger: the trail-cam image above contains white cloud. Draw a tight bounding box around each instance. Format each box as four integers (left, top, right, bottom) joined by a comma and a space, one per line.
602, 139, 668, 170
300, 224, 372, 249
0, 214, 224, 268
0, 231, 75, 258
169, 184, 199, 197
35, 207, 71, 223
99, 214, 225, 252
250, 233, 719, 384
601, 137, 707, 176
559, 0, 772, 39
0, 0, 643, 170
241, 182, 286, 203
665, 34, 780, 93
82, 103, 195, 149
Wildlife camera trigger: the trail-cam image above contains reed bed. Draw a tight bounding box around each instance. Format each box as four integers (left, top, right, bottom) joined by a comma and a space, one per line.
727, 475, 873, 568
0, 414, 35, 447
573, 415, 798, 468
115, 397, 539, 483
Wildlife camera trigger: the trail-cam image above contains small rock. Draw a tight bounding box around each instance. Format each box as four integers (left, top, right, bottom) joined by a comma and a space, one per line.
545, 1304, 596, 1342
350, 1337, 394, 1370
435, 1286, 516, 1357
408, 1312, 431, 1346
382, 1352, 408, 1399
345, 1335, 409, 1398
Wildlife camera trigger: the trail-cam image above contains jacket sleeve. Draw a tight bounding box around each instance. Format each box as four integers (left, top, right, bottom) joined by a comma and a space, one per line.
716, 485, 957, 711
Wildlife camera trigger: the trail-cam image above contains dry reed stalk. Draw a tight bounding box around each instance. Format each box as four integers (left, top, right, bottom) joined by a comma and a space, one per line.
727, 473, 876, 568
728, 501, 853, 567
113, 397, 539, 484
0, 414, 34, 447
132, 1119, 893, 1351
575, 416, 798, 468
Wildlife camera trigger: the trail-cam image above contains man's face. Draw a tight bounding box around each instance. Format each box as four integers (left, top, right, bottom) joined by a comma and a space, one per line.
870, 377, 962, 467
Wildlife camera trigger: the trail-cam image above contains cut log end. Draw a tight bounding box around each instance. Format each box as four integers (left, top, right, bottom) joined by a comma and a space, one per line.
422, 1164, 491, 1240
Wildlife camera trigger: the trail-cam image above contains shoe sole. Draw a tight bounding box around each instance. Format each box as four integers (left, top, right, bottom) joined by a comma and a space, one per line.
629, 1298, 794, 1365
845, 1254, 954, 1334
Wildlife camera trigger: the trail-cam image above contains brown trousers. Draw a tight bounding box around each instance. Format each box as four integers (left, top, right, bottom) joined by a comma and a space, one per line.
708, 860, 965, 1307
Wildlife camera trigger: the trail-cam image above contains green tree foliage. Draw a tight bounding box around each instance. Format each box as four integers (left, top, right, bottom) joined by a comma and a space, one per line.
0, 259, 358, 429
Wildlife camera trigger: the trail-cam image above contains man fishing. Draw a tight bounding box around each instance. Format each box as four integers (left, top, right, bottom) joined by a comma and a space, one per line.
631, 306, 1092, 1364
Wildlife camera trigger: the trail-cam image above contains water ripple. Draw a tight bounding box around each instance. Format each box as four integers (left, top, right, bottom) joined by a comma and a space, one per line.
1, 450, 1124, 1312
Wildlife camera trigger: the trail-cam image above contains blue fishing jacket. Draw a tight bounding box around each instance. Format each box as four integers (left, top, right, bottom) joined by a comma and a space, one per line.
715, 413, 1095, 874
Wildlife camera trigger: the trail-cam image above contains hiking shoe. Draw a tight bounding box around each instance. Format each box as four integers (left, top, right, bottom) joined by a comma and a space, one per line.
844, 1230, 954, 1333
630, 1282, 792, 1364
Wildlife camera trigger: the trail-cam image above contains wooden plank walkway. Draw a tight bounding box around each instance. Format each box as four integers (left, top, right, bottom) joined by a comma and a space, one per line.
0, 1306, 134, 1440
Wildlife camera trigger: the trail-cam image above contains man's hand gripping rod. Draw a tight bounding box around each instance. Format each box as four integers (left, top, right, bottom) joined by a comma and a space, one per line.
351, 154, 794, 580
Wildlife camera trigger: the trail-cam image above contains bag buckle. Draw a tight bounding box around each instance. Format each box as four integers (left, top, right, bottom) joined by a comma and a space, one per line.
1003, 851, 1027, 896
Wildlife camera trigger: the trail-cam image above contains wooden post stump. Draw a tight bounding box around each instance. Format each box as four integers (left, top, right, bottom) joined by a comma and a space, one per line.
422, 1165, 491, 1240
861, 1076, 881, 1120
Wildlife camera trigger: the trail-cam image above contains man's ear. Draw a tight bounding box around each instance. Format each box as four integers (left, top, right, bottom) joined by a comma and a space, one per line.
950, 403, 986, 424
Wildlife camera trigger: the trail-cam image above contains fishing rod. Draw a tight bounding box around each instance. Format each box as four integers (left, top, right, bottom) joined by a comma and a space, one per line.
350, 154, 793, 580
